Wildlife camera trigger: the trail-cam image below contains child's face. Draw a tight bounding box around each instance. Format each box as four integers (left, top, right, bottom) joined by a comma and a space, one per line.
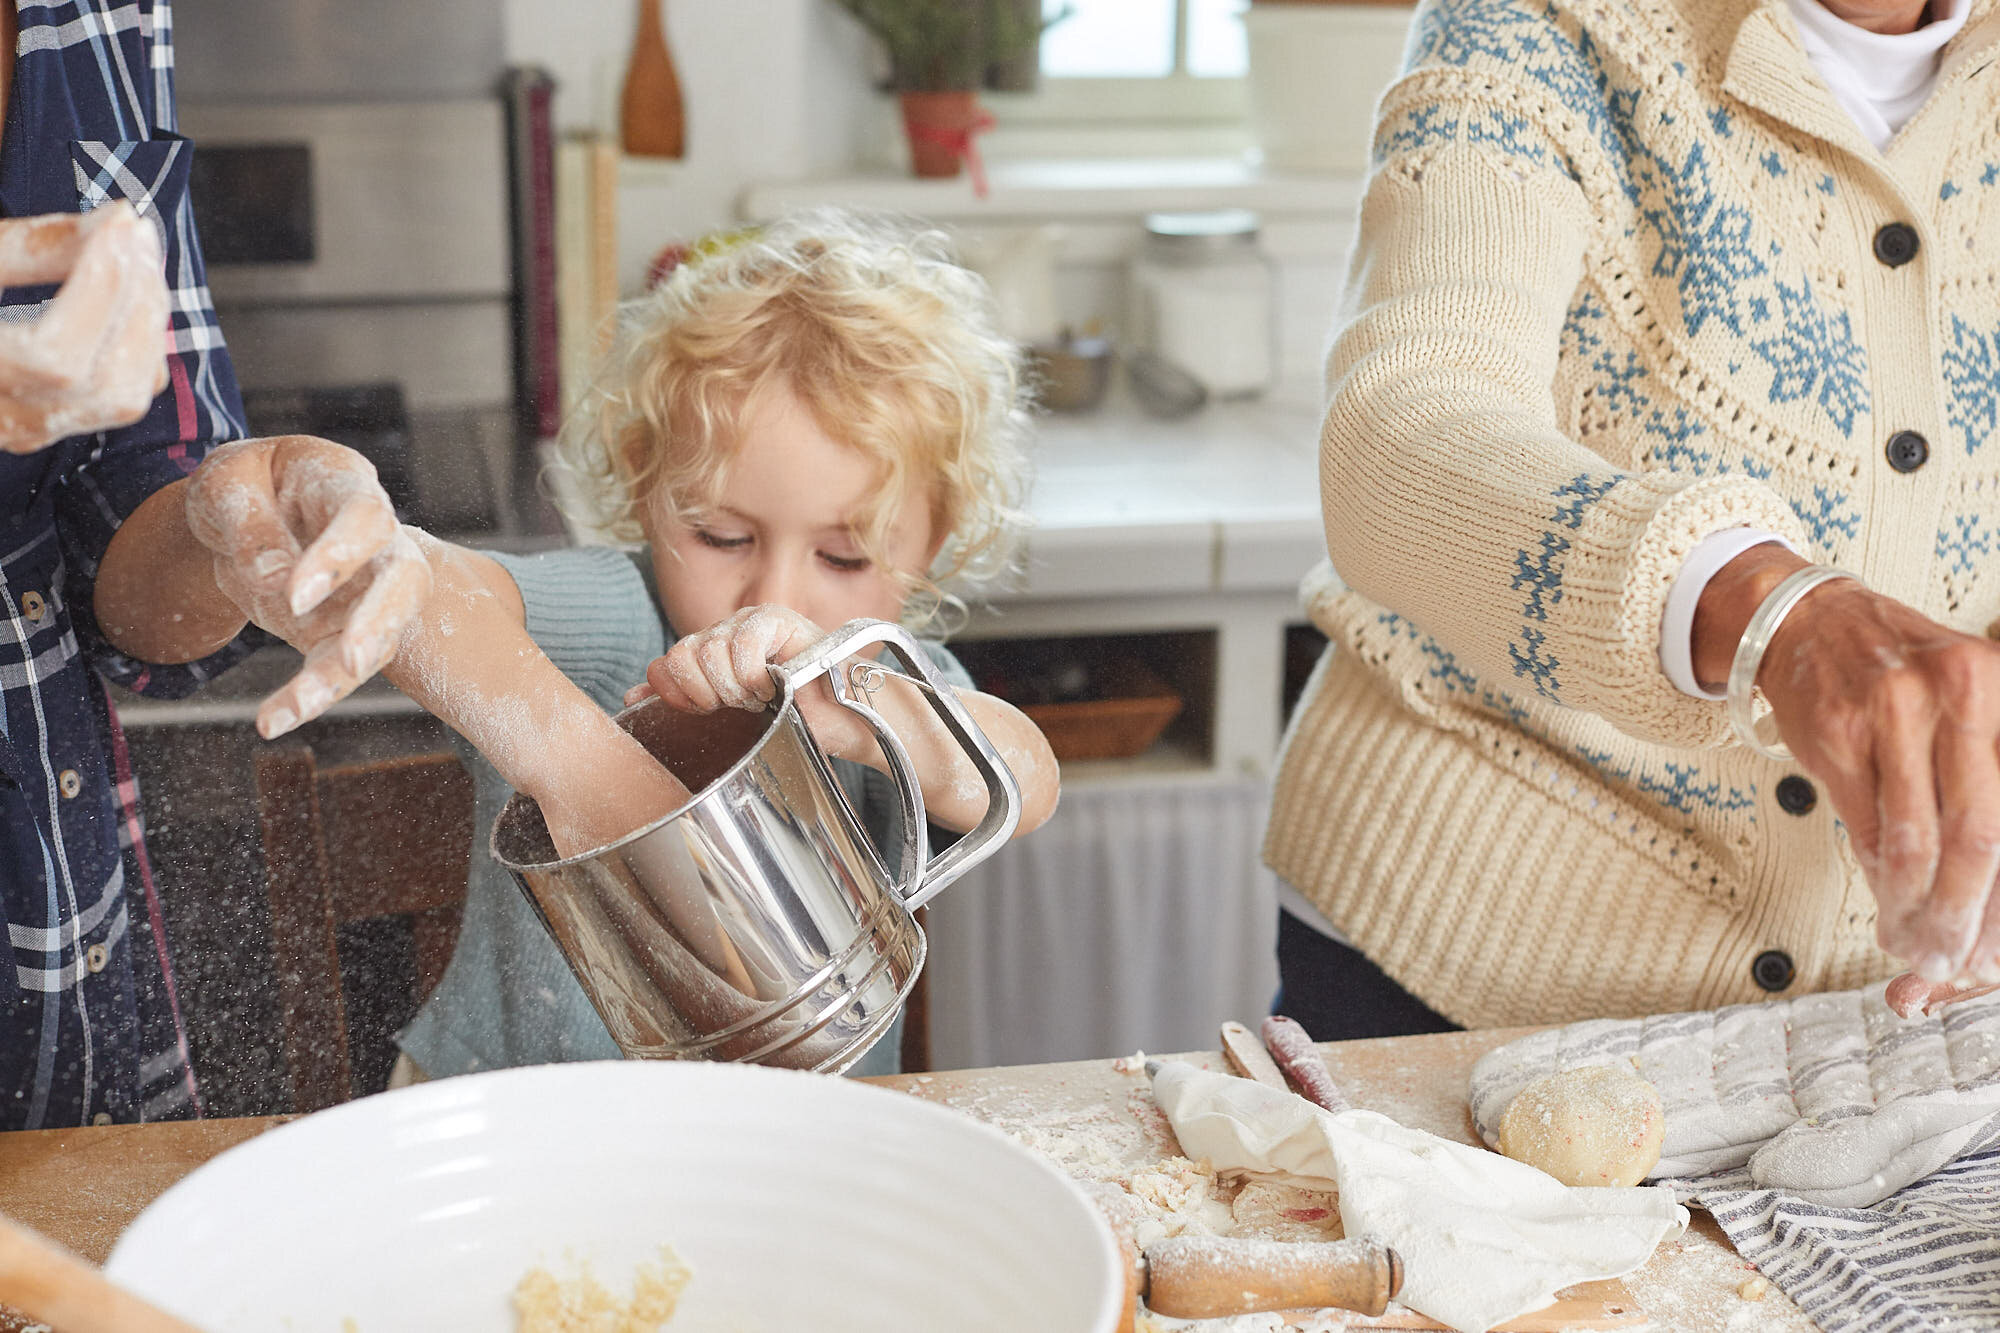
643, 381, 939, 637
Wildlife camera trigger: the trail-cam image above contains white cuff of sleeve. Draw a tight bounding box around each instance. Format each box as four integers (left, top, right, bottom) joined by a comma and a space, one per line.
1660, 528, 1797, 700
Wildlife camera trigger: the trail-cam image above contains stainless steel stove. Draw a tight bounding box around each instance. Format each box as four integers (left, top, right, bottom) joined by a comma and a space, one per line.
179, 97, 525, 536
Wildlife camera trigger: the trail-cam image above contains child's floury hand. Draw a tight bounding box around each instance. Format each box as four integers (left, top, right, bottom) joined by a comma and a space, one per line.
186, 435, 432, 739
625, 606, 874, 758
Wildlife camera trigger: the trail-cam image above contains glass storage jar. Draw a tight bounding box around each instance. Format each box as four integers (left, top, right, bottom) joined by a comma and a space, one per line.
1127, 208, 1277, 400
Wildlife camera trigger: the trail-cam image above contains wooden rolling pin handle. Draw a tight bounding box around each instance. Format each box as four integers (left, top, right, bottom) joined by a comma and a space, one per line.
1262, 1014, 1351, 1112
0, 1212, 204, 1333
1143, 1235, 1402, 1320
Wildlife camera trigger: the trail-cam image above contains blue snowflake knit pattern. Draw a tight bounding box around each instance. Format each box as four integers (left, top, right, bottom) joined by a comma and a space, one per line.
1510, 473, 1620, 699
1944, 315, 2000, 456
1397, 0, 1875, 440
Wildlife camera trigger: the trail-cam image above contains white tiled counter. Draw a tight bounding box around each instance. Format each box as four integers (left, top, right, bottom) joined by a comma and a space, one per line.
968, 386, 1328, 781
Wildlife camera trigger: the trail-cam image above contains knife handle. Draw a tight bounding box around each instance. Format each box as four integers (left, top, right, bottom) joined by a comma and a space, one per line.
1143, 1235, 1401, 1319
1219, 1020, 1290, 1090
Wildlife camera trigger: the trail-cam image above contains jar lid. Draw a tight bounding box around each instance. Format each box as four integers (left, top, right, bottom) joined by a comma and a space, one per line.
1142, 208, 1262, 259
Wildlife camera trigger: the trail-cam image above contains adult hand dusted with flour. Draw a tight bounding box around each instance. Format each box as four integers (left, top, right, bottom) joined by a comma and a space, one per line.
183, 435, 432, 739
1695, 543, 2000, 1009
0, 203, 170, 453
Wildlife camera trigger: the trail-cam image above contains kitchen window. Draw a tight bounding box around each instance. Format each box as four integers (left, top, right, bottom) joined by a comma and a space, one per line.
1002, 0, 1249, 127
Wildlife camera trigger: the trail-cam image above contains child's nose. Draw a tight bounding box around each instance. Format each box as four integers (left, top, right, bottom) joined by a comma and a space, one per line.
741, 559, 800, 611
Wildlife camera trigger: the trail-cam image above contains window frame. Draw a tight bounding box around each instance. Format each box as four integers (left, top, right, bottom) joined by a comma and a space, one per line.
994, 73, 1247, 126
1010, 0, 1249, 128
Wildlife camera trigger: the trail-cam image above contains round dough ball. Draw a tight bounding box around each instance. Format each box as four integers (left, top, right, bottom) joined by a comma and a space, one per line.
1495, 1063, 1665, 1188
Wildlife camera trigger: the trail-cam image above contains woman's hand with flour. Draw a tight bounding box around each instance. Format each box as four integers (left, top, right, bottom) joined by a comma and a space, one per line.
0, 204, 170, 453
1695, 543, 2000, 1007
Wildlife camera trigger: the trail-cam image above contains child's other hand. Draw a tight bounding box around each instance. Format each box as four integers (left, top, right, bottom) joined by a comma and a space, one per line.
626, 606, 874, 756
630, 605, 825, 712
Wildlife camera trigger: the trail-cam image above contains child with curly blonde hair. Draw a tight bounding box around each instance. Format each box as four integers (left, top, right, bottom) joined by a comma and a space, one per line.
320, 207, 1060, 1081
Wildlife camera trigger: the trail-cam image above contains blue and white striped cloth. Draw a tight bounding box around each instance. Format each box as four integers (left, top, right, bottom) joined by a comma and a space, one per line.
1700, 1153, 2000, 1333
0, 0, 251, 1131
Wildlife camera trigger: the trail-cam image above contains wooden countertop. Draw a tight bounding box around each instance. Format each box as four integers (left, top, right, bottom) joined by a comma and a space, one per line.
0, 1028, 1817, 1331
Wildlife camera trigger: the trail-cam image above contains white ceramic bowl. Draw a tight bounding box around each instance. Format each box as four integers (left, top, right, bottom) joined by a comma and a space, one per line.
105, 1061, 1124, 1332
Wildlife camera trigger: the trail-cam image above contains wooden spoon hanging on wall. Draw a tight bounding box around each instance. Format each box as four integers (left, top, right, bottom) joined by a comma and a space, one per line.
0, 1212, 204, 1333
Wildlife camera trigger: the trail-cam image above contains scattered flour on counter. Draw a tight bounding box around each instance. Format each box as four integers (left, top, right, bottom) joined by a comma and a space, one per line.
1138, 1314, 1351, 1333
1621, 1233, 1778, 1333
939, 1056, 1346, 1330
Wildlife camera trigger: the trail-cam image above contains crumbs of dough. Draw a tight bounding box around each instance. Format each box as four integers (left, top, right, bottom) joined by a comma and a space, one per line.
513, 1246, 692, 1332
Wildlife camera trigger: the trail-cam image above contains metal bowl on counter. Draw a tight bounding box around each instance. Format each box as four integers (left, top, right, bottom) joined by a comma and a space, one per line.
1025, 334, 1114, 413
103, 1061, 1124, 1332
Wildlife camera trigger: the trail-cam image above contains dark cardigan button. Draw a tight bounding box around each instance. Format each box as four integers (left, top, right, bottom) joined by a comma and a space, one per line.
1873, 222, 1920, 267
1886, 430, 1929, 473
1775, 775, 1818, 815
1753, 949, 1796, 992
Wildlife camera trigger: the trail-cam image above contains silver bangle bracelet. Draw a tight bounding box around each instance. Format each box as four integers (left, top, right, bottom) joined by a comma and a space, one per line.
1727, 565, 1860, 761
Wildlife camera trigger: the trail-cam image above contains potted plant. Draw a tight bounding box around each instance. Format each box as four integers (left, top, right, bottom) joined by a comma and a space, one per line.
831, 0, 1068, 181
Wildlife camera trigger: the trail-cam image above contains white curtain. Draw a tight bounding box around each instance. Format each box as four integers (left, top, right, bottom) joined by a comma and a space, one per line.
925, 775, 1281, 1070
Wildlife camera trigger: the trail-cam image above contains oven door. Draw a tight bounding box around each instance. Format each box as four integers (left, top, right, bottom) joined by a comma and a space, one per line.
180, 100, 517, 536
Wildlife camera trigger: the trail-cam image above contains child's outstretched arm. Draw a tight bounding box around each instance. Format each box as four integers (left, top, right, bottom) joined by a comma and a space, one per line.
629, 605, 1060, 837
233, 526, 693, 859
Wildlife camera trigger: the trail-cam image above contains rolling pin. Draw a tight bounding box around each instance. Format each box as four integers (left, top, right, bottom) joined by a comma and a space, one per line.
1143, 1234, 1402, 1320
1262, 1014, 1350, 1112
1084, 1182, 1401, 1329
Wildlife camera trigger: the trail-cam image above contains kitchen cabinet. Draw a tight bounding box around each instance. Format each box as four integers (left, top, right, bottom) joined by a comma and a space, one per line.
962, 388, 1327, 772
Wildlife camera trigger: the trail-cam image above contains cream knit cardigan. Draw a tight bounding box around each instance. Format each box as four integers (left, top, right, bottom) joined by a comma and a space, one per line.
1265, 0, 2000, 1027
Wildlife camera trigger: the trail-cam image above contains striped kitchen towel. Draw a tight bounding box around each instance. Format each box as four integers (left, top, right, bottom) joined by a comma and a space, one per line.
1696, 1149, 2000, 1333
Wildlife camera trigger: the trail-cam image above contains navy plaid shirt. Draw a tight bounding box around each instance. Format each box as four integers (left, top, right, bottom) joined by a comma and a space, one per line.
0, 0, 250, 1130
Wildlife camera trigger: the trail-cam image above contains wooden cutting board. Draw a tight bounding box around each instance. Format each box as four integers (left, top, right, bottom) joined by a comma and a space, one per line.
1310, 1277, 1643, 1329
1222, 1278, 1642, 1329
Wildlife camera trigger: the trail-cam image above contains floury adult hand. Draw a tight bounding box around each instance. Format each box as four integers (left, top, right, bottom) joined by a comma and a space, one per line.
1697, 544, 2000, 994
184, 436, 432, 738
0, 204, 171, 453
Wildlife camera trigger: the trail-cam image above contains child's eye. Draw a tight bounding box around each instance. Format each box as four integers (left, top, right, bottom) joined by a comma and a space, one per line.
693, 528, 751, 551
818, 551, 871, 573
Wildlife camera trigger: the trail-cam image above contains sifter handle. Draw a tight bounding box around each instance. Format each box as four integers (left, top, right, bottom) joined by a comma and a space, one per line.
776, 618, 1021, 909
1142, 1235, 1401, 1320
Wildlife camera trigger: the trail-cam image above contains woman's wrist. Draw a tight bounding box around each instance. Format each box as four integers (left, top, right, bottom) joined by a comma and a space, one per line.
1690, 543, 1813, 692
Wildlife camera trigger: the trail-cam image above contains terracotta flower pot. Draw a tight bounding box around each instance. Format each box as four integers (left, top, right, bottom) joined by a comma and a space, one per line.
898, 89, 989, 179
